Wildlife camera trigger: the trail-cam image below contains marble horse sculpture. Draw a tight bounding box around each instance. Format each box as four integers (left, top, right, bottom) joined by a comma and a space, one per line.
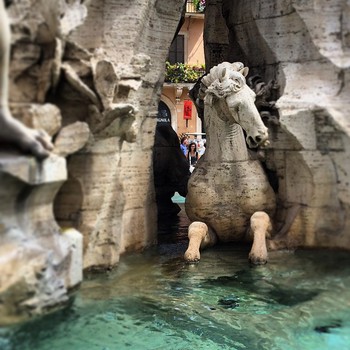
184, 62, 276, 265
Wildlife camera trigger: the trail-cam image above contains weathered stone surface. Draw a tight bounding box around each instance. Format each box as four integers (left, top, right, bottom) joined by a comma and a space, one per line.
208, 0, 350, 250
0, 242, 68, 325
54, 121, 90, 157
6, 0, 88, 104
4, 0, 186, 273
3, 0, 349, 284
10, 103, 62, 137
2, 0, 350, 326
62, 62, 101, 108
93, 59, 119, 110
61, 228, 83, 287
184, 62, 275, 264
0, 154, 83, 325
53, 0, 186, 269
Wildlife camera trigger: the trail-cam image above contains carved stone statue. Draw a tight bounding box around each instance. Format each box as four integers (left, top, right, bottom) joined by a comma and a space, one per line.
0, 0, 85, 325
184, 62, 276, 265
2, 0, 187, 274
0, 0, 53, 158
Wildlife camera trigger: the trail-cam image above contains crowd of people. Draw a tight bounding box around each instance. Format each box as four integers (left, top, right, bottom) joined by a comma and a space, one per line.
180, 135, 206, 173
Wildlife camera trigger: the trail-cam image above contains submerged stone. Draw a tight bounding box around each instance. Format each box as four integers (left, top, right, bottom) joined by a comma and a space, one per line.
218, 295, 240, 309
314, 319, 343, 334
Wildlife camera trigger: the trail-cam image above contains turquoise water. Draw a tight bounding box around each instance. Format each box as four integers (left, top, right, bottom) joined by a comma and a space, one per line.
1, 207, 350, 349
171, 192, 186, 204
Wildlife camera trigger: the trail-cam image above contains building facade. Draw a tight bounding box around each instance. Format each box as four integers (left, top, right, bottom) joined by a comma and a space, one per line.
158, 1, 205, 139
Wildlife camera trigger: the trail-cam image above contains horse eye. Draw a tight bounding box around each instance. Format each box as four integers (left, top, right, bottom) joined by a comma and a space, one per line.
234, 80, 242, 89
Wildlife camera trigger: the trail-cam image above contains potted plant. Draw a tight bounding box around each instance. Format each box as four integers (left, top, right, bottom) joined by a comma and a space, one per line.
165, 62, 206, 83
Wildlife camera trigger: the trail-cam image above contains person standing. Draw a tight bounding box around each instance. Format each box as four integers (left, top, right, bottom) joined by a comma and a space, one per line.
187, 142, 199, 173
180, 136, 188, 156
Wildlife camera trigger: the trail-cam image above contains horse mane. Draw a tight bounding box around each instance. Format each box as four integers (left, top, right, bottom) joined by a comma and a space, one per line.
200, 62, 248, 103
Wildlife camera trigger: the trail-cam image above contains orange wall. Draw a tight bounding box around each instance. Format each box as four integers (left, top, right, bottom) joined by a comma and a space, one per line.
181, 17, 205, 65
160, 14, 204, 137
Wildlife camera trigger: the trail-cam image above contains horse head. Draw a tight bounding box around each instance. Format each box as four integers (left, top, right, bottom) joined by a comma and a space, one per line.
202, 62, 269, 148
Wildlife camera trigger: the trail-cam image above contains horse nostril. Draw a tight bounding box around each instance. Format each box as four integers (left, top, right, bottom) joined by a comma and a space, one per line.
255, 135, 262, 143
247, 136, 256, 147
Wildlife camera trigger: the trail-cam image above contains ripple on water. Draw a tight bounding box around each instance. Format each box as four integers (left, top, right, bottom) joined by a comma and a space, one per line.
1, 240, 350, 350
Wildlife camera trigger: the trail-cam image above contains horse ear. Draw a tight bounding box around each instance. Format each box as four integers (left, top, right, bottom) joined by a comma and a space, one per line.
239, 67, 249, 77
222, 68, 226, 78
219, 67, 226, 82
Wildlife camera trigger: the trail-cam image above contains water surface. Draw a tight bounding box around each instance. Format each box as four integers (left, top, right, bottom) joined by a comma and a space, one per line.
1, 207, 350, 350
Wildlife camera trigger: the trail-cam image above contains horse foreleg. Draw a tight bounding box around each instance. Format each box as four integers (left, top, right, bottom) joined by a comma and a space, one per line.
248, 211, 272, 265
184, 221, 217, 262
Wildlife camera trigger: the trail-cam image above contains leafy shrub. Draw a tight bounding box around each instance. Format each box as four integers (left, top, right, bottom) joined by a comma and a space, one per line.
165, 62, 206, 83
193, 0, 206, 12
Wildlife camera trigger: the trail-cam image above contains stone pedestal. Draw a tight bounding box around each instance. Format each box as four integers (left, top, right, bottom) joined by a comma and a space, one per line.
0, 153, 83, 326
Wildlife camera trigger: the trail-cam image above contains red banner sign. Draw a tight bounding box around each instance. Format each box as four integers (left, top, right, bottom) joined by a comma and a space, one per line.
183, 100, 192, 120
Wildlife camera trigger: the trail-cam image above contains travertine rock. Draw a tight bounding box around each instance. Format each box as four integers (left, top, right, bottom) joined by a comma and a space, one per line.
61, 228, 83, 287
206, 0, 350, 249
10, 103, 62, 137
3, 0, 349, 286
54, 121, 90, 157
2, 0, 349, 326
4, 0, 186, 272
93, 59, 119, 110
0, 154, 83, 325
53, 0, 186, 269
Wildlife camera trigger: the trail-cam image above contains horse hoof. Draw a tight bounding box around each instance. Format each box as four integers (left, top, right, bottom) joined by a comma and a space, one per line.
186, 259, 200, 265
249, 255, 267, 266
184, 250, 200, 263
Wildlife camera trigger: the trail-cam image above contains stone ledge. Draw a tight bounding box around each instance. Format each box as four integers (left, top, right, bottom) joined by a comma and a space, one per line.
0, 152, 67, 185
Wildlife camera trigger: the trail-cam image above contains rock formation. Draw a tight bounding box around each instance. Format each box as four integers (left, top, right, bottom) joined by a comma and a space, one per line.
2, 0, 350, 325
54, 0, 187, 269
1, 0, 186, 324
0, 0, 87, 325
0, 153, 82, 326
3, 0, 187, 277
204, 0, 350, 249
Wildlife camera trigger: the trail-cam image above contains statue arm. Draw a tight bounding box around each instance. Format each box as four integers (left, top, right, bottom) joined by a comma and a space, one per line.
0, 1, 53, 159
0, 0, 10, 109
